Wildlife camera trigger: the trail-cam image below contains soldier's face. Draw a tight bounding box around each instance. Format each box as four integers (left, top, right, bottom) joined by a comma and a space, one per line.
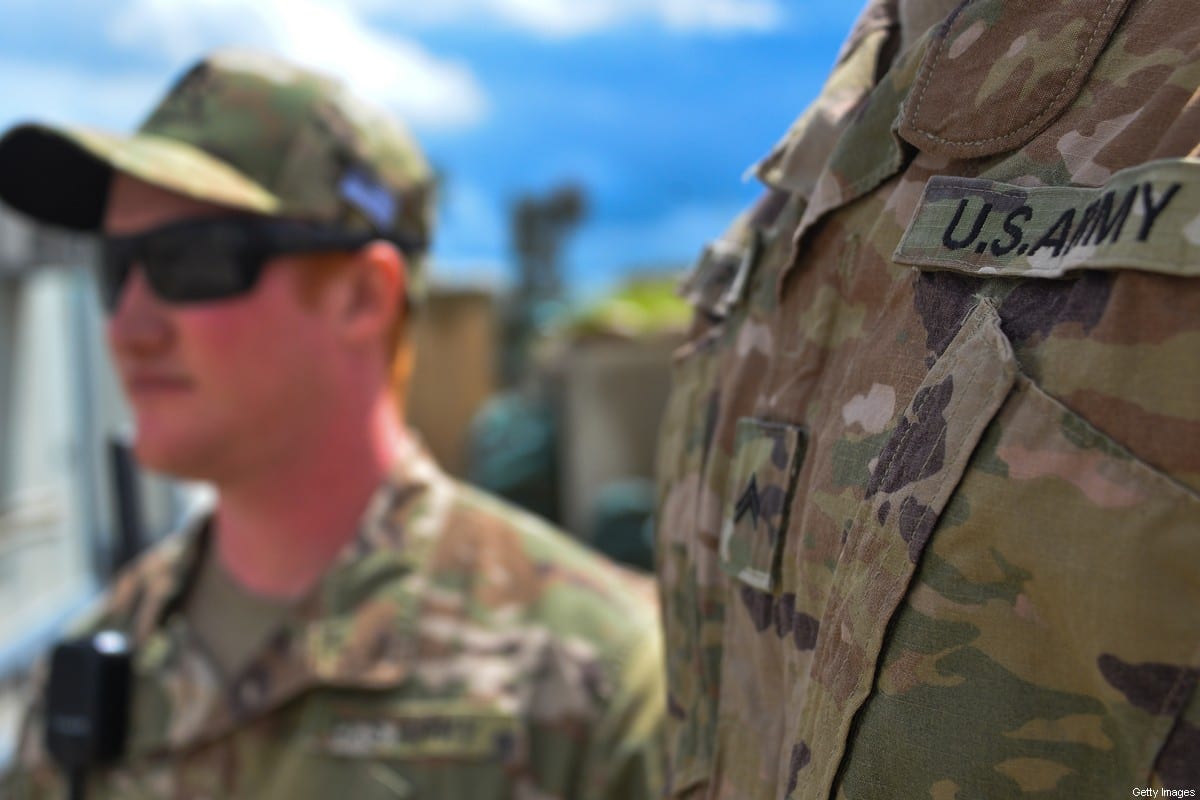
102, 174, 341, 481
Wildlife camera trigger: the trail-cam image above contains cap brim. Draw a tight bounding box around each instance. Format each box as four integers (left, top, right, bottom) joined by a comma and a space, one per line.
0, 123, 280, 231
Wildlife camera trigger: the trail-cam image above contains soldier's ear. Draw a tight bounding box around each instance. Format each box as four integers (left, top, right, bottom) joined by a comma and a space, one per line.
335, 241, 406, 353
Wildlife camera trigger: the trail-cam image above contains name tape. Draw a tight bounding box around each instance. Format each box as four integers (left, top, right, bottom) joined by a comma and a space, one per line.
321, 711, 520, 759
894, 159, 1200, 279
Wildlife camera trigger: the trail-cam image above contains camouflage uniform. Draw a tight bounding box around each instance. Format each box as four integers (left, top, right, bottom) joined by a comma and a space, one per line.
657, 0, 1200, 797
0, 51, 665, 799
7, 437, 665, 799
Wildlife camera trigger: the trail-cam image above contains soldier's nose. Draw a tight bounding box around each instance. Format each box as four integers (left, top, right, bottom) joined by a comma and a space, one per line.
107, 267, 173, 355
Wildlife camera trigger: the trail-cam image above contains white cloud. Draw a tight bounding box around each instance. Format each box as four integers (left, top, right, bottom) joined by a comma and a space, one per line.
356, 0, 782, 37
0, 58, 165, 133
108, 0, 488, 130
654, 0, 781, 33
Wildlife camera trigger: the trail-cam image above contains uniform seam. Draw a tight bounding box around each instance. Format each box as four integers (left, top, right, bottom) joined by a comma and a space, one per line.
908, 307, 993, 546
1145, 659, 1200, 781
904, 0, 967, 145
1154, 657, 1199, 717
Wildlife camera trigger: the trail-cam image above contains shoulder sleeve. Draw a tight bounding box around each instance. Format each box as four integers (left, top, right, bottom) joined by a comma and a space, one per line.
576, 609, 667, 800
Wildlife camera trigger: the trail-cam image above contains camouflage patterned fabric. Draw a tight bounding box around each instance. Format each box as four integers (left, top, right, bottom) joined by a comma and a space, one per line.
657, 0, 1200, 797
0, 49, 434, 292
5, 436, 665, 799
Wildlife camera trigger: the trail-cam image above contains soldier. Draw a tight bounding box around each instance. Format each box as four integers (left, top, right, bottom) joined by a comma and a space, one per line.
0, 50, 665, 799
657, 0, 1199, 797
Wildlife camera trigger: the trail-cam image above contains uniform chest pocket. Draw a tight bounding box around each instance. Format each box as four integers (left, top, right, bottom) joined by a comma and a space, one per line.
718, 419, 808, 593
817, 162, 1200, 798
819, 305, 1200, 799
793, 283, 1200, 798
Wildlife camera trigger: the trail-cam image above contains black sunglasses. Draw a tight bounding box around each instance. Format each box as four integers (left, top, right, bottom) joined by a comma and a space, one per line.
100, 217, 425, 311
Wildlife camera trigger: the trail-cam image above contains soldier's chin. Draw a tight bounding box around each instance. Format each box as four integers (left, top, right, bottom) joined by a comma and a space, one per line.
130, 427, 217, 481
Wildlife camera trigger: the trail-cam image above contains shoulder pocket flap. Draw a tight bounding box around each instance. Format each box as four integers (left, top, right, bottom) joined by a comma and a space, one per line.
894, 160, 1200, 279
718, 418, 807, 592
898, 0, 1134, 159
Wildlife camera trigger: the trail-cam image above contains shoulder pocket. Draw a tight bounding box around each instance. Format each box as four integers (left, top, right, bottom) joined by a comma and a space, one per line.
898, 0, 1134, 159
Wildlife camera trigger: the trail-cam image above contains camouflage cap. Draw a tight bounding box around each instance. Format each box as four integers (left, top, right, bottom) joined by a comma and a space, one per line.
0, 49, 434, 268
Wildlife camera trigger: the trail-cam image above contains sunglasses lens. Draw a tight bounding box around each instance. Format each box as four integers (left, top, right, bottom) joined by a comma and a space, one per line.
99, 241, 133, 312
143, 241, 251, 305
99, 219, 367, 309
98, 223, 260, 307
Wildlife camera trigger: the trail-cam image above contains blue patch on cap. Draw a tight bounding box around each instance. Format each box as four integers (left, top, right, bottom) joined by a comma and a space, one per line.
338, 168, 397, 230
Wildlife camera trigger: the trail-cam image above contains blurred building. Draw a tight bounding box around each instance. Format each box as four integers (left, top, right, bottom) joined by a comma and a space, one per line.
407, 287, 499, 477
551, 333, 678, 542
467, 276, 688, 569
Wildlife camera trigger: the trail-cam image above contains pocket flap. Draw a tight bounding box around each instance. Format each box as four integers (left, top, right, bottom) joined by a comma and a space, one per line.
898, 0, 1134, 159
718, 419, 807, 593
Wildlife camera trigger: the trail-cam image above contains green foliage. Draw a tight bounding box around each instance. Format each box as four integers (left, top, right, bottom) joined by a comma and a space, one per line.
564, 275, 691, 338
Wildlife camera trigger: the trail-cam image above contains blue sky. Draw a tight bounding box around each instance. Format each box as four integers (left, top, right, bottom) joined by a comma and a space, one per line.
0, 0, 861, 298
